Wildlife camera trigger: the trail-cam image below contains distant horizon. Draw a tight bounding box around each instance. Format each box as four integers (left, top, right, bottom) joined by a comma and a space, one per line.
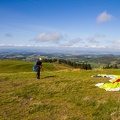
1, 45, 120, 55
1, 43, 120, 50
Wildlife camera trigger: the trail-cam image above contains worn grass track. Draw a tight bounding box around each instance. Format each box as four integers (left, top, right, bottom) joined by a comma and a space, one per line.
0, 60, 120, 120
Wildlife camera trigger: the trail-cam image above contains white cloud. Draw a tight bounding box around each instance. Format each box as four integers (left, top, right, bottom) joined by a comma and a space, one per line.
34, 32, 63, 43
60, 37, 82, 47
87, 33, 106, 43
97, 11, 113, 23
87, 37, 99, 43
83, 44, 106, 49
112, 39, 120, 44
68, 38, 82, 46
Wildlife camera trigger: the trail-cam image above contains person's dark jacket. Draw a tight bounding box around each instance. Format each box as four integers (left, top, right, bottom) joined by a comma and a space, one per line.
36, 60, 42, 70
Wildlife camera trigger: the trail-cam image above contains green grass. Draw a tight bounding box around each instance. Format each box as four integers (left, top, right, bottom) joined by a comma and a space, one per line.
0, 60, 71, 73
0, 60, 120, 120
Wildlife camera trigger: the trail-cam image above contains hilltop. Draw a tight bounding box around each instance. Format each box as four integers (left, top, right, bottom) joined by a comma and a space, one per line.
0, 60, 120, 120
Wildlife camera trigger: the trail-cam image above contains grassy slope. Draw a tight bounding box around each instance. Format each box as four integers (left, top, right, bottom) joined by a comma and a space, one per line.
0, 60, 120, 120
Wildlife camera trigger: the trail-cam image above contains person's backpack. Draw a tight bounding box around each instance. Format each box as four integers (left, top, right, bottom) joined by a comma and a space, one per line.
32, 64, 37, 72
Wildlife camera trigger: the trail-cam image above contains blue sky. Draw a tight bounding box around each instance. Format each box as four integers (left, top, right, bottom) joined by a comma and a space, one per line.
0, 0, 120, 50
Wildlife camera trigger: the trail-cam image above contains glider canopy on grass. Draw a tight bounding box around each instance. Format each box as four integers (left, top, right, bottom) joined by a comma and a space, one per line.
93, 74, 120, 91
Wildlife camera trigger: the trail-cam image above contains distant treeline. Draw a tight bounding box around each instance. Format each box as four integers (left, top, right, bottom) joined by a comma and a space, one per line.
103, 64, 118, 69
43, 58, 92, 70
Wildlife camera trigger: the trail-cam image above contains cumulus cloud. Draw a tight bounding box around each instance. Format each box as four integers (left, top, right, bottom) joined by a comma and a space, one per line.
83, 44, 106, 49
87, 37, 99, 43
69, 38, 82, 45
87, 33, 106, 43
60, 37, 82, 47
97, 11, 113, 23
112, 39, 120, 44
34, 32, 63, 43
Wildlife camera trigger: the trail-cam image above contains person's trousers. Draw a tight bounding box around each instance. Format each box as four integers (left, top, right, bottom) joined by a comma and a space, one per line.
36, 70, 40, 79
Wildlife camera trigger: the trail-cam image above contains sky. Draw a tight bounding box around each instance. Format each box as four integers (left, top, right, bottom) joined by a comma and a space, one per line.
1, 0, 120, 50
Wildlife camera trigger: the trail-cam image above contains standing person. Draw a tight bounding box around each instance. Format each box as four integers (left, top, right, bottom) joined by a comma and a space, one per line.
36, 58, 42, 79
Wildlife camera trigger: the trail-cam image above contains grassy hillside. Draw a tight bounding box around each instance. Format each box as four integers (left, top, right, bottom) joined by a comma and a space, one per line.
0, 60, 71, 73
0, 60, 120, 120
